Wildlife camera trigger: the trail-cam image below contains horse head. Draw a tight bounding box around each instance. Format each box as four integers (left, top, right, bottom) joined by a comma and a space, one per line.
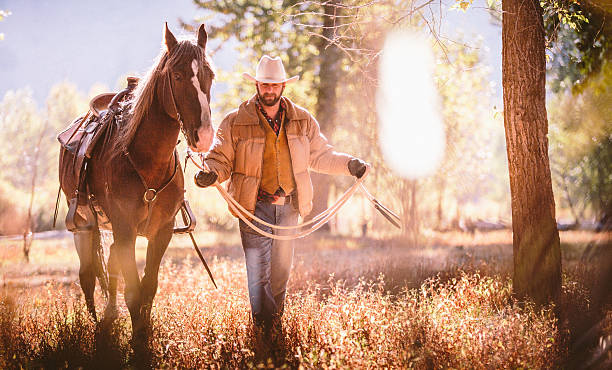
161, 23, 215, 152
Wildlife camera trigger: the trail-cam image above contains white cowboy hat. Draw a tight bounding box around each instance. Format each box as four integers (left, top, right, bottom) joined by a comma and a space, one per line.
243, 55, 299, 84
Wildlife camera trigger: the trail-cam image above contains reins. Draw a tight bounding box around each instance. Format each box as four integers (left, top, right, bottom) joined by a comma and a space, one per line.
186, 150, 401, 240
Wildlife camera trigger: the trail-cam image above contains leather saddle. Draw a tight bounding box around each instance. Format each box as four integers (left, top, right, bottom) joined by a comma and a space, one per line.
57, 76, 139, 158
58, 77, 138, 232
56, 76, 197, 235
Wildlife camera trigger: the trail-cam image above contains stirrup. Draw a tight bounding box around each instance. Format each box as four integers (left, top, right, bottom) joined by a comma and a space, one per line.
65, 197, 95, 232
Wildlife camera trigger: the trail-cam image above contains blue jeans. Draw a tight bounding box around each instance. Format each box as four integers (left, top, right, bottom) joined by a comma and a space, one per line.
239, 200, 298, 329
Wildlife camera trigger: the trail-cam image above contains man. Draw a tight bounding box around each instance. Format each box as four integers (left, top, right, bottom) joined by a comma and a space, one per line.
194, 55, 367, 334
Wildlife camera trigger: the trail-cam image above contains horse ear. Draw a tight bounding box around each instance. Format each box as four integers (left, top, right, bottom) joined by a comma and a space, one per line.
164, 22, 178, 53
197, 24, 207, 51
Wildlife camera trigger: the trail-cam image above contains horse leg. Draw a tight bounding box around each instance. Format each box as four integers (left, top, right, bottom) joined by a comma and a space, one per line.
140, 224, 173, 327
74, 229, 97, 321
102, 244, 120, 322
112, 228, 143, 339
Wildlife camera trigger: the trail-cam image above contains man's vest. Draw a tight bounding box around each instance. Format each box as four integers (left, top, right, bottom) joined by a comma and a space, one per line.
257, 108, 296, 195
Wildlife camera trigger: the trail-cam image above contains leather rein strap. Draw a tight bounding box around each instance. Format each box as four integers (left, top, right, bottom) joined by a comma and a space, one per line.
186, 150, 401, 240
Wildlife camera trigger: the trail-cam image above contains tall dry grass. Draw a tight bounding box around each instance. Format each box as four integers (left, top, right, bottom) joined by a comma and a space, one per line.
0, 231, 610, 368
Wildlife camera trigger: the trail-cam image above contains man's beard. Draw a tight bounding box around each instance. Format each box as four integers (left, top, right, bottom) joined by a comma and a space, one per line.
257, 87, 283, 106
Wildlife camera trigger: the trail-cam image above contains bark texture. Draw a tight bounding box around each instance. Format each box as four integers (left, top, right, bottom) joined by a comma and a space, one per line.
502, 0, 561, 305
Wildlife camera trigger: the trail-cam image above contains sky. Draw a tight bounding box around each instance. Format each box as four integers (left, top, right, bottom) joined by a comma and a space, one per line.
0, 0, 502, 108
0, 0, 223, 104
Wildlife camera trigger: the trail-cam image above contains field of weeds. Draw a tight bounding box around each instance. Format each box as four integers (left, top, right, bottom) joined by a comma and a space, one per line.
0, 230, 610, 368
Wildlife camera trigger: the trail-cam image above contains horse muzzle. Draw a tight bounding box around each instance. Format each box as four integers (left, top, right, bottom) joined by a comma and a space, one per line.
190, 124, 214, 152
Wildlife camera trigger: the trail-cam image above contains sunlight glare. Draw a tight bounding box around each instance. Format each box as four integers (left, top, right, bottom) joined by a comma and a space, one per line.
377, 32, 445, 179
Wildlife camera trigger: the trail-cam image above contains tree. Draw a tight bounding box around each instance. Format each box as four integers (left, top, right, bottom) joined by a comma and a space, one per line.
502, 0, 561, 305
0, 89, 42, 254
308, 0, 344, 229
0, 89, 43, 190
0, 83, 86, 240
23, 118, 49, 262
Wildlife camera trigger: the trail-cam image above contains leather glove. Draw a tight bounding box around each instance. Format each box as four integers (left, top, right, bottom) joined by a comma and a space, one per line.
194, 170, 218, 188
348, 158, 367, 179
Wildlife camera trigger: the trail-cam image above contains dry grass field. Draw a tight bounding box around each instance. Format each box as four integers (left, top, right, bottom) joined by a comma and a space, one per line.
0, 229, 610, 368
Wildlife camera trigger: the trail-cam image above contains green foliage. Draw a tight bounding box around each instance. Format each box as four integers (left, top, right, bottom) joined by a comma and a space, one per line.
190, 0, 324, 115
190, 0, 420, 115
543, 0, 612, 93
450, 0, 475, 12
548, 63, 612, 221
541, 0, 589, 29
451, 0, 610, 93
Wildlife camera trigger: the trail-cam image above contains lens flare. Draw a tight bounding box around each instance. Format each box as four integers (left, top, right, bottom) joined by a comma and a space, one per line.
377, 32, 445, 179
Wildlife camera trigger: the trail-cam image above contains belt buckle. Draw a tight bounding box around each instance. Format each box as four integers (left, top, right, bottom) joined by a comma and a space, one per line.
271, 196, 286, 205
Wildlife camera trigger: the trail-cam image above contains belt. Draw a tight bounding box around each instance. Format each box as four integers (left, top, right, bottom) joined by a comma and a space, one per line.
270, 193, 294, 205
258, 188, 295, 205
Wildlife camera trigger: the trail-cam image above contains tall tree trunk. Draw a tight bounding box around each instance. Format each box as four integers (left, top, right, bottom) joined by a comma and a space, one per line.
502, 0, 561, 305
401, 179, 419, 246
23, 119, 48, 262
309, 0, 342, 230
436, 178, 445, 230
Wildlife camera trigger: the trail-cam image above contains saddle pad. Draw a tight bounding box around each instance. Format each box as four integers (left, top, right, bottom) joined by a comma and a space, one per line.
57, 115, 90, 154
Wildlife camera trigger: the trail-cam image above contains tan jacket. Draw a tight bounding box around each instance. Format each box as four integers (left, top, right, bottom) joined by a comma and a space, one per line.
204, 95, 354, 217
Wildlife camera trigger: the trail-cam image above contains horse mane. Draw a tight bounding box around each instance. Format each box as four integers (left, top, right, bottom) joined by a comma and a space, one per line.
109, 38, 214, 159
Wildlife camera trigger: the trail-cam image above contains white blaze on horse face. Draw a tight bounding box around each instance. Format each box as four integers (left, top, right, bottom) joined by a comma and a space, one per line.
191, 59, 213, 151
377, 32, 444, 179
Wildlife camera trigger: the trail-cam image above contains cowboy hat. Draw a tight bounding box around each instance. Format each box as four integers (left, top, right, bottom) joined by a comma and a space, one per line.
243, 55, 299, 84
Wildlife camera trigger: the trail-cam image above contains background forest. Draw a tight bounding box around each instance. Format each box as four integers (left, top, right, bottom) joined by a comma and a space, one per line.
0, 0, 609, 239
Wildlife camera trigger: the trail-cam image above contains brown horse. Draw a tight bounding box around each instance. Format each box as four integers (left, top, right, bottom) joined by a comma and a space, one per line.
58, 23, 214, 340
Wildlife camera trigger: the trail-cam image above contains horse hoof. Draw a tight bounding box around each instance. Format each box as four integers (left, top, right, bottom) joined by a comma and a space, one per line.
130, 327, 150, 351
84, 298, 98, 321
102, 304, 118, 323
87, 307, 98, 322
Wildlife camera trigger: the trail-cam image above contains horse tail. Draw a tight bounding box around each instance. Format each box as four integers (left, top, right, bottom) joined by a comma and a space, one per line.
92, 228, 109, 298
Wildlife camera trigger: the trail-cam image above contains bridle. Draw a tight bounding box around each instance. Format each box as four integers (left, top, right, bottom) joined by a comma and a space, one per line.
166, 60, 212, 149
166, 67, 186, 139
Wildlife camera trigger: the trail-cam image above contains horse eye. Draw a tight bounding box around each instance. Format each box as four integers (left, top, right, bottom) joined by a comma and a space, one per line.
172, 72, 182, 80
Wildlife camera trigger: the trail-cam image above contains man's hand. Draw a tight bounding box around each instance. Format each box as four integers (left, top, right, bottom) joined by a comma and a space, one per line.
348, 158, 367, 179
194, 170, 218, 188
